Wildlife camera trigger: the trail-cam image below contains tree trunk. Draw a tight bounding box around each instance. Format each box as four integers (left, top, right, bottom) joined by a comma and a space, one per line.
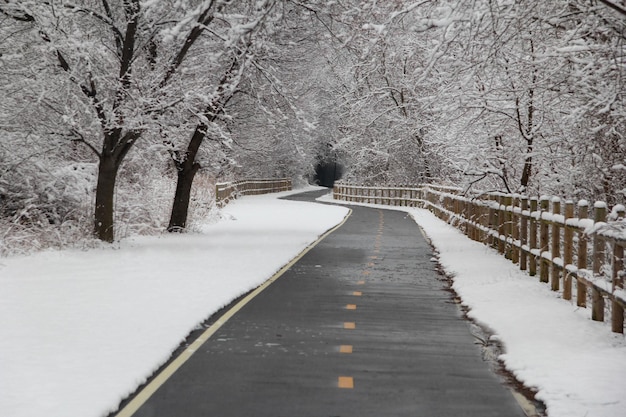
520, 139, 533, 191
94, 155, 119, 243
168, 162, 200, 232
167, 125, 205, 232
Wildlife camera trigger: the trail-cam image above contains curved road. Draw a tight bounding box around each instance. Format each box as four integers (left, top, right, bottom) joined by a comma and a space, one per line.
118, 189, 526, 417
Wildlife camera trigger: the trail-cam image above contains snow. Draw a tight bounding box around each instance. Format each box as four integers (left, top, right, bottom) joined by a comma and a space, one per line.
319, 194, 626, 417
3, 188, 625, 417
0, 187, 349, 417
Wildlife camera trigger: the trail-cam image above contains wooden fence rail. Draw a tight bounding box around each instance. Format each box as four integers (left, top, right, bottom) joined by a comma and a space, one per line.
333, 182, 626, 334
216, 178, 291, 207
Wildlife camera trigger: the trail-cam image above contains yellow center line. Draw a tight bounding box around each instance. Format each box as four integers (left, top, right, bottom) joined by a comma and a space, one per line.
356, 280, 365, 285
344, 322, 356, 329
338, 376, 354, 389
362, 270, 370, 275
352, 291, 362, 296
346, 304, 357, 310
339, 345, 353, 354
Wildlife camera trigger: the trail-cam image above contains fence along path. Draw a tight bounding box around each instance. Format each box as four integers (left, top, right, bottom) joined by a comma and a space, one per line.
333, 183, 626, 334
215, 178, 291, 207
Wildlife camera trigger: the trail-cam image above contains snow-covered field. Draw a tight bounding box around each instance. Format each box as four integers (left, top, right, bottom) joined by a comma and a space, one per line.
0, 187, 349, 417
320, 194, 626, 417
1, 189, 624, 417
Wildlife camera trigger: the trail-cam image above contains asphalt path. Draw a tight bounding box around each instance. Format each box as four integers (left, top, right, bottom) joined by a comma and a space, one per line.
120, 189, 526, 417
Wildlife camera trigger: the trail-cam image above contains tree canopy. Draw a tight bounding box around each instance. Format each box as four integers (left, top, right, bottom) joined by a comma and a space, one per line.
1, 0, 624, 252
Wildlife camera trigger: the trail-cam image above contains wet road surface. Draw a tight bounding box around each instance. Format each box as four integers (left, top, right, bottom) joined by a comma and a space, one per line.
120, 189, 525, 417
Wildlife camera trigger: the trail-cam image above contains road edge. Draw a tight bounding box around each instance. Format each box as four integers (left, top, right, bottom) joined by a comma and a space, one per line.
113, 209, 352, 417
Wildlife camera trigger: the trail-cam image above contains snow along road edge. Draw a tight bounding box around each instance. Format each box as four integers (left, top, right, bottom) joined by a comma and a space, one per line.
113, 208, 353, 417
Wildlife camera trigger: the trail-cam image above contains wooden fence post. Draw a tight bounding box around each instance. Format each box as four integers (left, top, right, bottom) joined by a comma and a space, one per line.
529, 198, 538, 276
577, 201, 589, 307
512, 195, 520, 264
488, 194, 497, 249
520, 197, 529, 271
612, 241, 625, 333
612, 205, 625, 333
551, 198, 562, 291
563, 201, 575, 300
539, 196, 550, 283
592, 202, 607, 322
498, 194, 506, 254
504, 195, 513, 259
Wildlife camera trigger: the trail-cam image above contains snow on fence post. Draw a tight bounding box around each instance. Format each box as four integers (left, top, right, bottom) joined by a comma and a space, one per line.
497, 194, 506, 254
504, 195, 513, 259
563, 201, 575, 300
612, 206, 625, 333
468, 198, 477, 241
529, 198, 538, 276
520, 197, 529, 271
512, 195, 520, 264
488, 194, 497, 249
551, 198, 562, 291
539, 196, 551, 283
577, 201, 589, 307
592, 202, 607, 322
476, 199, 485, 242
612, 239, 625, 333
501, 195, 508, 255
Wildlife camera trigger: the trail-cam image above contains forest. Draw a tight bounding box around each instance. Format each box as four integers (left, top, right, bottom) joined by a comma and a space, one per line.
0, 0, 624, 253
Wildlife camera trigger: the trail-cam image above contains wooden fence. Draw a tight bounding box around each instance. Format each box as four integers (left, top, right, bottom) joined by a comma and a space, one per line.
333, 183, 626, 334
215, 178, 292, 206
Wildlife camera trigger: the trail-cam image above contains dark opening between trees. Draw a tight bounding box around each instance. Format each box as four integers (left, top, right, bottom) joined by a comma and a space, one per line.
314, 160, 343, 188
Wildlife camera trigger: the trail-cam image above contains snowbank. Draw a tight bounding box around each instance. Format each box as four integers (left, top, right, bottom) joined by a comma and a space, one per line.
0, 189, 349, 417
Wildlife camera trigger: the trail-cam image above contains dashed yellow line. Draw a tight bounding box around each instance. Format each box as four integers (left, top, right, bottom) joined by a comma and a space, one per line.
338, 376, 354, 389
356, 280, 365, 285
339, 345, 353, 354
346, 304, 357, 310
344, 322, 356, 329
352, 291, 362, 296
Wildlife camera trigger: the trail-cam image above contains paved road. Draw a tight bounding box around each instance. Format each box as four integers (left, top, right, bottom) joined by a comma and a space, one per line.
122, 189, 526, 417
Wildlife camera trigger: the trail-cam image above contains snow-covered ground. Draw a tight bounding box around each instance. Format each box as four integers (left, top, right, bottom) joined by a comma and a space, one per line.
2, 189, 625, 417
0, 187, 349, 417
320, 194, 626, 417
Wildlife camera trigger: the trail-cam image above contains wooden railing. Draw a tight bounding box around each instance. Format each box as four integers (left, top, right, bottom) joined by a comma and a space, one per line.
333, 183, 626, 334
215, 178, 292, 206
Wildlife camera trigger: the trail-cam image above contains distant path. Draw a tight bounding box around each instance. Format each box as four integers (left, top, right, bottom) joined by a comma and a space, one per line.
121, 189, 525, 416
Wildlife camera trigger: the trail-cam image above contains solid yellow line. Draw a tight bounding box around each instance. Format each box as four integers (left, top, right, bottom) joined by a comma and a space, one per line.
346, 304, 357, 310
344, 322, 356, 329
114, 208, 353, 417
338, 376, 354, 389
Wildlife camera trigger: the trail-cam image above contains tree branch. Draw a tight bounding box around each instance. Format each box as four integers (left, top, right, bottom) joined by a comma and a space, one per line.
63, 2, 124, 55
159, 0, 217, 89
596, 0, 626, 16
